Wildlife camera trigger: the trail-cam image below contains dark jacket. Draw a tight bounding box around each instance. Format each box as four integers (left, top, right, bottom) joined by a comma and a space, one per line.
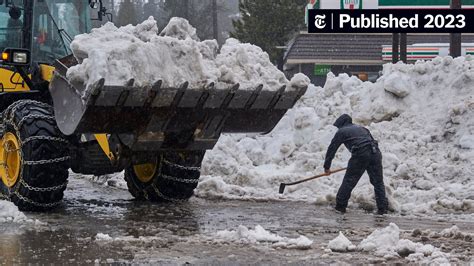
324, 114, 377, 170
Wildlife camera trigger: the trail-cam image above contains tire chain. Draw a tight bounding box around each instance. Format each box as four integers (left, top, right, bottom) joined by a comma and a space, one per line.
161, 174, 199, 184
23, 156, 71, 166
22, 136, 69, 145
1, 100, 68, 207
20, 179, 68, 192
151, 184, 189, 203
13, 191, 62, 208
163, 159, 201, 172
16, 114, 55, 130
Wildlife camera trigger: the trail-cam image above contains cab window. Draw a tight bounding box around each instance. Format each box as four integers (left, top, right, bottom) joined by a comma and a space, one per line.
0, 2, 24, 51
32, 0, 90, 64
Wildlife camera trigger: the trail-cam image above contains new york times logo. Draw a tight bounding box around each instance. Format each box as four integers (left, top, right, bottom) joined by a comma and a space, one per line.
314, 14, 326, 29
308, 10, 474, 33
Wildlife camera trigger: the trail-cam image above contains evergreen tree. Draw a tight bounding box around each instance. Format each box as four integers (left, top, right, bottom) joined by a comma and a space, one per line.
231, 0, 306, 66
164, 0, 191, 20
117, 0, 137, 26
142, 1, 159, 20
163, 0, 228, 41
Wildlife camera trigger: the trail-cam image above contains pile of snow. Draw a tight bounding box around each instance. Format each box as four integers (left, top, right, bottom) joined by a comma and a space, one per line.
95, 233, 113, 241
0, 200, 30, 223
327, 224, 451, 263
358, 223, 450, 263
358, 223, 401, 257
83, 173, 128, 191
200, 56, 474, 217
214, 225, 313, 249
435, 225, 473, 241
67, 17, 306, 95
328, 232, 356, 252
216, 38, 289, 91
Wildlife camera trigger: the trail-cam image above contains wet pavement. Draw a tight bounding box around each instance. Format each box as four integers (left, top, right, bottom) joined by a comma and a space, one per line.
1, 174, 473, 264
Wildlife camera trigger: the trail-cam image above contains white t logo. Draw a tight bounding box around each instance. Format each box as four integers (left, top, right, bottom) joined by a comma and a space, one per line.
314, 14, 326, 29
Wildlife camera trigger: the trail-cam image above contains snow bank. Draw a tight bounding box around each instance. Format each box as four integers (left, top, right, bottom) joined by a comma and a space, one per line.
328, 232, 356, 252
67, 17, 304, 95
200, 56, 474, 217
214, 225, 313, 249
0, 200, 31, 223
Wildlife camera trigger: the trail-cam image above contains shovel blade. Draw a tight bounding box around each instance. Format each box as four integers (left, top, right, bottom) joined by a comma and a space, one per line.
279, 183, 286, 194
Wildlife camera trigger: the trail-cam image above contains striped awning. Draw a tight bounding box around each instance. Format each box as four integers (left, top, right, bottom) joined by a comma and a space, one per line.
382, 44, 474, 61
379, 0, 474, 9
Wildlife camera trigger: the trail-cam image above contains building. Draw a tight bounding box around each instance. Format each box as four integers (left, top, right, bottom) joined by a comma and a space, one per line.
284, 33, 474, 86
289, 0, 474, 86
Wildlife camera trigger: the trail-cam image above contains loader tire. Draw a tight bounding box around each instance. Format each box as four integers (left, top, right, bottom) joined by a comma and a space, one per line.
124, 151, 205, 202
0, 100, 69, 211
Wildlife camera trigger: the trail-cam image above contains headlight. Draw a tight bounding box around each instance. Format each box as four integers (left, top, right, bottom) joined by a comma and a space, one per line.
0, 48, 30, 66
13, 52, 28, 64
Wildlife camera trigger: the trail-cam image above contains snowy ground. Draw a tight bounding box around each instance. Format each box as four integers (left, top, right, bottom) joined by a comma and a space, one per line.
0, 175, 473, 264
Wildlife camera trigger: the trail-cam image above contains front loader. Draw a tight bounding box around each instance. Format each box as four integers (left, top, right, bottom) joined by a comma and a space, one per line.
0, 0, 307, 211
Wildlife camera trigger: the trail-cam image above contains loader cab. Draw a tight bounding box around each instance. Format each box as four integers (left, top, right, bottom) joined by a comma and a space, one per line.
0, 2, 23, 51
0, 0, 91, 65
32, 0, 91, 64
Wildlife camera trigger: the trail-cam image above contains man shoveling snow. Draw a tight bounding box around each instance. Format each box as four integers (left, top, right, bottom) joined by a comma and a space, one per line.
324, 114, 388, 215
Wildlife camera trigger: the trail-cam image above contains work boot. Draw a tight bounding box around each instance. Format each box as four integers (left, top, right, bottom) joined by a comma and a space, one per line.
377, 209, 388, 215
335, 205, 346, 214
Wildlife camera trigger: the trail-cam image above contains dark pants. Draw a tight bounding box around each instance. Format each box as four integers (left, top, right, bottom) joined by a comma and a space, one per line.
336, 148, 388, 211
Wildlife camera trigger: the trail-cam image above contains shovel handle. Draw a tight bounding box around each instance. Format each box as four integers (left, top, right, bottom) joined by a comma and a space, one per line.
283, 168, 347, 187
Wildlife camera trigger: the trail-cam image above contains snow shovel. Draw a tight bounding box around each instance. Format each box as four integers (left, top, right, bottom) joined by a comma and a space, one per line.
278, 168, 347, 194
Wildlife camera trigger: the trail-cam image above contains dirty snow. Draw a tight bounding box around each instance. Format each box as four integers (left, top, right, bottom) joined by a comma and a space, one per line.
159, 17, 199, 41
0, 200, 42, 225
357, 223, 451, 263
216, 38, 288, 90
437, 225, 474, 241
358, 223, 401, 257
95, 233, 164, 244
95, 233, 113, 241
199, 56, 474, 217
0, 200, 28, 223
328, 232, 356, 252
67, 17, 302, 96
214, 225, 313, 249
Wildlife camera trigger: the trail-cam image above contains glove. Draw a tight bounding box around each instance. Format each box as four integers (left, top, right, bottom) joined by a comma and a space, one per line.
324, 168, 331, 176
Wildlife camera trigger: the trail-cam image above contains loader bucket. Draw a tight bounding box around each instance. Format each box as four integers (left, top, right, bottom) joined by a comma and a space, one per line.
49, 55, 307, 151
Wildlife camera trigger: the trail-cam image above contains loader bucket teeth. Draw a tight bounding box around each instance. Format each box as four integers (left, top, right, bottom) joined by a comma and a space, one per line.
49, 55, 308, 151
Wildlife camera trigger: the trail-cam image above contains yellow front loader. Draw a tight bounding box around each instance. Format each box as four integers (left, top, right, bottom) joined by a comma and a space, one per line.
0, 0, 307, 211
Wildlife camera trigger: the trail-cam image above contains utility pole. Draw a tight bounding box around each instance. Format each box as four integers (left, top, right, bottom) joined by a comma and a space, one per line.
212, 0, 218, 42
450, 0, 462, 57
111, 0, 115, 16
183, 0, 189, 19
392, 33, 399, 63
400, 33, 407, 63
